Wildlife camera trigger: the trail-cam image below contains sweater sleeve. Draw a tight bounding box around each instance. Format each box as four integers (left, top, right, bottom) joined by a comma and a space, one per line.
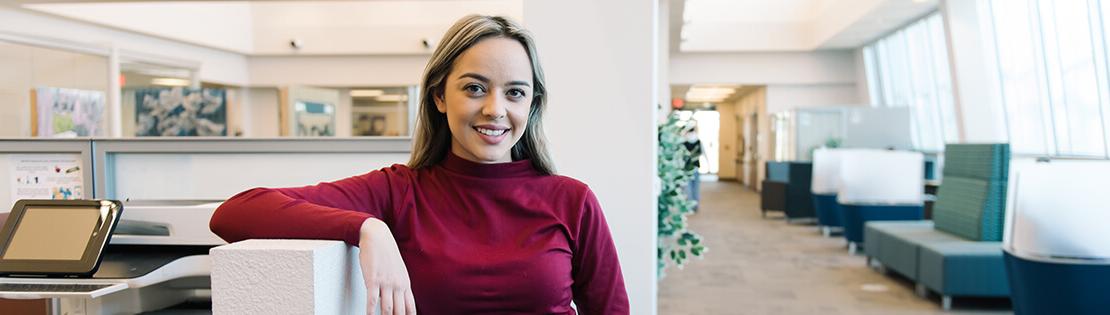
571, 188, 630, 314
209, 165, 408, 246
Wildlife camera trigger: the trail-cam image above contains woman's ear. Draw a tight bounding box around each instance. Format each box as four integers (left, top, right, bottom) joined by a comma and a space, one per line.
433, 91, 447, 114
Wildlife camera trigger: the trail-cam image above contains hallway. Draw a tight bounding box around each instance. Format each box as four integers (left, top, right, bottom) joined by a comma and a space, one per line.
657, 180, 1011, 315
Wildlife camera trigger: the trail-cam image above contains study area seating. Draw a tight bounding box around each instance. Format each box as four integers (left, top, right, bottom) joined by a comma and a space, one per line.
1004, 161, 1110, 315
783, 162, 815, 221
760, 162, 789, 218
811, 148, 844, 237
864, 143, 1010, 310
836, 150, 924, 255
760, 161, 815, 221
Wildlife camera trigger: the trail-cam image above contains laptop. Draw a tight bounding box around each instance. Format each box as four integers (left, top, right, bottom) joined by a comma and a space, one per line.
0, 200, 128, 297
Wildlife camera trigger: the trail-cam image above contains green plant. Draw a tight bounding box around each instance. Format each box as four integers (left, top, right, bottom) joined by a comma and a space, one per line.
657, 113, 706, 278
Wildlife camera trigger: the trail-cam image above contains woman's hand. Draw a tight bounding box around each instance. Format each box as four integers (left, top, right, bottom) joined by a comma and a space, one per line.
359, 218, 416, 315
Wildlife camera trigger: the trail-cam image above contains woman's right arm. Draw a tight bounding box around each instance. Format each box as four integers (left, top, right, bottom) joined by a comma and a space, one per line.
210, 167, 417, 314
210, 168, 398, 246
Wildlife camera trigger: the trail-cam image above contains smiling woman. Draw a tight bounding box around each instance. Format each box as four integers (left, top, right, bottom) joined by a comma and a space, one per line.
410, 15, 554, 174
209, 15, 630, 315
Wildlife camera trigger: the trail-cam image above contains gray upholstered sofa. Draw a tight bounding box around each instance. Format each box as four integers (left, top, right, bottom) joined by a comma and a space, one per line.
864, 143, 1010, 310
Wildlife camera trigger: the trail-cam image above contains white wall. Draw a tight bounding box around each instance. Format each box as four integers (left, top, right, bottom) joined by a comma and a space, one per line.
0, 6, 249, 86
765, 84, 860, 113
249, 56, 428, 87
524, 0, 658, 313
246, 88, 280, 137
670, 51, 857, 85
23, 2, 255, 54
250, 1, 522, 55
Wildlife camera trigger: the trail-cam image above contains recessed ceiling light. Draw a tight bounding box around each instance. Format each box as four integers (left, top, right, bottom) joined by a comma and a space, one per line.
150, 78, 190, 87
350, 89, 384, 98
376, 94, 408, 102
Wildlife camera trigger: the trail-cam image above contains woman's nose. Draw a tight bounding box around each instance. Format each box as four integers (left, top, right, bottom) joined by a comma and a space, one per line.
481, 94, 508, 119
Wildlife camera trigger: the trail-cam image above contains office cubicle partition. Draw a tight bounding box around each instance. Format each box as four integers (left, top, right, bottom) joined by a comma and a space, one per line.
2, 138, 412, 205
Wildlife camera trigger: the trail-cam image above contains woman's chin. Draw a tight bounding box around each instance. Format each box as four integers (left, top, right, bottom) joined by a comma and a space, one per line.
465, 148, 511, 163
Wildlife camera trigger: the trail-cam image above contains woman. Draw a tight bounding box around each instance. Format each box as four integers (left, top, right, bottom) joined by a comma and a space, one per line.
210, 15, 629, 315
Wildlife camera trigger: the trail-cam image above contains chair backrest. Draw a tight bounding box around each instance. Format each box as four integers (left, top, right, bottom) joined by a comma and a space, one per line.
765, 161, 790, 183
836, 149, 923, 205
1007, 161, 1110, 261
811, 148, 842, 195
932, 143, 1009, 241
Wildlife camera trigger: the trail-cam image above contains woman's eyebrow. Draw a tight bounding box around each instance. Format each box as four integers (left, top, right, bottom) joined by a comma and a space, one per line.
458, 73, 531, 87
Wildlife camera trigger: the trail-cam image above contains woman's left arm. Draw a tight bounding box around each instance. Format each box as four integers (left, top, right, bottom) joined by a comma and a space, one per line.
570, 189, 630, 315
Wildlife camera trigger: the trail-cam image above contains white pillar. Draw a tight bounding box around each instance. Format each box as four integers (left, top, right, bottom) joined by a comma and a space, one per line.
523, 0, 659, 314
107, 45, 122, 138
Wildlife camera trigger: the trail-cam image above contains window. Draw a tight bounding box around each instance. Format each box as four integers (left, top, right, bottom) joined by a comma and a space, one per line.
864, 13, 958, 152
981, 0, 1110, 157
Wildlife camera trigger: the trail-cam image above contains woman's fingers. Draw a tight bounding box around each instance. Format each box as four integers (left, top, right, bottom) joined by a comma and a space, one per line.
366, 283, 380, 315
393, 289, 406, 315
404, 290, 417, 315
380, 287, 395, 315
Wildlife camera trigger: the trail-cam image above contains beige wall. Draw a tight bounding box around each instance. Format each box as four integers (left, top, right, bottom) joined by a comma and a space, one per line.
734, 87, 769, 189
0, 42, 109, 138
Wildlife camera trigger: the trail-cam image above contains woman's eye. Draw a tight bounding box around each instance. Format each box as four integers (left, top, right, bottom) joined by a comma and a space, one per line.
464, 84, 486, 96
507, 88, 526, 99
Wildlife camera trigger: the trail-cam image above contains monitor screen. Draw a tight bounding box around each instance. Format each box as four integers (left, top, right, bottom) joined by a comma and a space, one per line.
3, 206, 102, 260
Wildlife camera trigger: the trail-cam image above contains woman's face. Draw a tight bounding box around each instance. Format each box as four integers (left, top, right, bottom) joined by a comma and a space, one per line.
435, 37, 534, 164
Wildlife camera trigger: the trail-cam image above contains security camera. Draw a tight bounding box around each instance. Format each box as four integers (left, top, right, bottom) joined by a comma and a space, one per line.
289, 38, 303, 50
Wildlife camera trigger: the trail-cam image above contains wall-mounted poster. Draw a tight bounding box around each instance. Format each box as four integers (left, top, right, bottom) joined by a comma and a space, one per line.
32, 87, 106, 137
135, 88, 227, 136
294, 101, 335, 137
8, 154, 84, 201
354, 112, 389, 136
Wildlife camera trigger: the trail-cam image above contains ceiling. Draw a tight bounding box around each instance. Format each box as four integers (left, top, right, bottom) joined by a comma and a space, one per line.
17, 0, 523, 55
14, 0, 938, 55
673, 0, 939, 52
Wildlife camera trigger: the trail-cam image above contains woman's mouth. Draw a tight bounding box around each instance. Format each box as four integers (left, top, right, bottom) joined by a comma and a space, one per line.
474, 126, 509, 144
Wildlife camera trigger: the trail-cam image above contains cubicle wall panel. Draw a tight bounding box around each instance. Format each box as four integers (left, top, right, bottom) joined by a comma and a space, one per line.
0, 139, 93, 210
108, 152, 410, 201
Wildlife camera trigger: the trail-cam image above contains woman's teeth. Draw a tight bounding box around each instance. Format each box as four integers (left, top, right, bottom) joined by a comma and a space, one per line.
476, 127, 507, 136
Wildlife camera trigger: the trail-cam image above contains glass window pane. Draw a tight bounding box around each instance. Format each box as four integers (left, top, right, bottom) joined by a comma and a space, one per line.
990, 0, 1054, 155
1046, 0, 1106, 156
862, 12, 957, 152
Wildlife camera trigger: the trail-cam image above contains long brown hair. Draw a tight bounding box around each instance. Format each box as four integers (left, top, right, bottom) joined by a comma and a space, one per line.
407, 15, 555, 175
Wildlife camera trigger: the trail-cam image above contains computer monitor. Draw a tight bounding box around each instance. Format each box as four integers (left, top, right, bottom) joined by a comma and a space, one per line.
0, 200, 122, 277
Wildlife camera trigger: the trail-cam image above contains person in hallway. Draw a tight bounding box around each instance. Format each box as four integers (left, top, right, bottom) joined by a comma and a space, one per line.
209, 15, 628, 315
683, 124, 705, 211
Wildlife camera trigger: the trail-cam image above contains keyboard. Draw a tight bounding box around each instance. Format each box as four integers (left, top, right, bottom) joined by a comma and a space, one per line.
0, 283, 115, 293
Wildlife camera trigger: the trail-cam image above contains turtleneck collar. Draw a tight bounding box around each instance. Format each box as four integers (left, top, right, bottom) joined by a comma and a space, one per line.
440, 151, 541, 178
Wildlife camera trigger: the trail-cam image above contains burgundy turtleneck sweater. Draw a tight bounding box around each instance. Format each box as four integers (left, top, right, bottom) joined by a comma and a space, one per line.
209, 153, 629, 314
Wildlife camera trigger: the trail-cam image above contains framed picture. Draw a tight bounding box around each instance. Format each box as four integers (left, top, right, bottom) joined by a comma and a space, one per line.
293, 101, 335, 137
31, 87, 106, 137
134, 88, 227, 136
354, 112, 389, 136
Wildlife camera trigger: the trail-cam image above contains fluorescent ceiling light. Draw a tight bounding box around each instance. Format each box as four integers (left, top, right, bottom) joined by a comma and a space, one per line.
350, 89, 384, 98
376, 94, 408, 102
687, 87, 735, 95
151, 78, 190, 87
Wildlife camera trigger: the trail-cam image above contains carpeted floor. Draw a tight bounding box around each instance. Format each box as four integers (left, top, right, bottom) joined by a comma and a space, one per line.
657, 180, 1012, 315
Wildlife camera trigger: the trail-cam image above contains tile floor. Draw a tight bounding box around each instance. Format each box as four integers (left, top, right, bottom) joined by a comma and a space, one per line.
657, 180, 1012, 315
